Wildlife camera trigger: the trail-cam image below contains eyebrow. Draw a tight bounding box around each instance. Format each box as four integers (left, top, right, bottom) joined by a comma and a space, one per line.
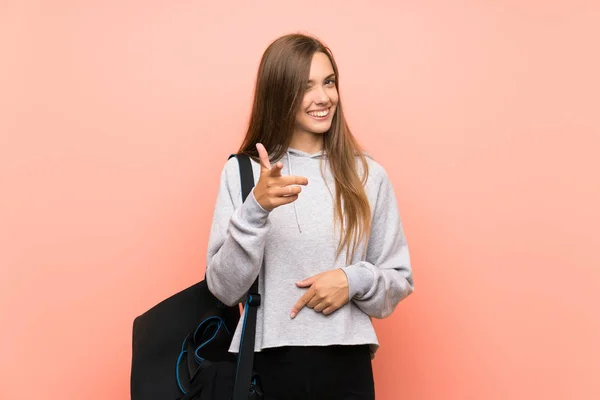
307, 73, 336, 85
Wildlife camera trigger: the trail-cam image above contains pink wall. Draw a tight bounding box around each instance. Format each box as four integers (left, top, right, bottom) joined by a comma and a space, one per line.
1, 1, 599, 399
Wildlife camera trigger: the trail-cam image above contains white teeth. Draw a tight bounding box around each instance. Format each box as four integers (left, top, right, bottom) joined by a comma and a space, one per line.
308, 109, 329, 118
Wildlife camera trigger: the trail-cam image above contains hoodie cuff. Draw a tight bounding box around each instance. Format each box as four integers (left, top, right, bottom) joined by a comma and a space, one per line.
239, 188, 271, 226
340, 263, 375, 300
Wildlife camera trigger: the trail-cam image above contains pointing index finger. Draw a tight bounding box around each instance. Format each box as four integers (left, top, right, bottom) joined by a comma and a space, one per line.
290, 290, 313, 319
256, 143, 272, 171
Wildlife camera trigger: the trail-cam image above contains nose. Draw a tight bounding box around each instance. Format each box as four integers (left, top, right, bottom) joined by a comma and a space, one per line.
313, 86, 330, 105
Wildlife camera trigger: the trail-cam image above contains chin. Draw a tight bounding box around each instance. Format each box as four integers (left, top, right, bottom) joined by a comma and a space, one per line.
306, 127, 331, 136
304, 121, 333, 134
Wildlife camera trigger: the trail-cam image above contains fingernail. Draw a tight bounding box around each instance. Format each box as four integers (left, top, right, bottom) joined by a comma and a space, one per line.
290, 311, 296, 319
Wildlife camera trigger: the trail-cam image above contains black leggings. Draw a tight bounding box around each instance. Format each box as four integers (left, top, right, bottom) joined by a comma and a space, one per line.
253, 345, 375, 400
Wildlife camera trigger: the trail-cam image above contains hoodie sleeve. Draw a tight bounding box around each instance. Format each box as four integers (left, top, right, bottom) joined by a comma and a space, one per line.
340, 167, 414, 319
205, 158, 272, 306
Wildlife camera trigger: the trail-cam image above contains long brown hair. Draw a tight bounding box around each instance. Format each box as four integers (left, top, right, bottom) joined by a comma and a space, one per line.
238, 33, 371, 262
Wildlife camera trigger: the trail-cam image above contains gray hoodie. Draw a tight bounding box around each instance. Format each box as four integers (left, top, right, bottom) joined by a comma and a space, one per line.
205, 147, 414, 356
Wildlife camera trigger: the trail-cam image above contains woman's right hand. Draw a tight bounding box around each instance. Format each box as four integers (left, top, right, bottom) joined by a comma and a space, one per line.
253, 143, 308, 211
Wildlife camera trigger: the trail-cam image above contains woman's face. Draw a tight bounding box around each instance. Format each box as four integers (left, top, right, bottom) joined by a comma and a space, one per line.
293, 51, 339, 137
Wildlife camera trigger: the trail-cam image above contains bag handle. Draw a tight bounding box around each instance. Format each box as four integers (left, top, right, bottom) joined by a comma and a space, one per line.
229, 153, 261, 400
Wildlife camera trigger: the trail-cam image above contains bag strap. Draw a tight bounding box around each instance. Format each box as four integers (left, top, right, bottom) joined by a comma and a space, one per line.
229, 153, 260, 400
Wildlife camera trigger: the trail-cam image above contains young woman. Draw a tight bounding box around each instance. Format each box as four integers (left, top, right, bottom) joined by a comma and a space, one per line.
205, 33, 414, 400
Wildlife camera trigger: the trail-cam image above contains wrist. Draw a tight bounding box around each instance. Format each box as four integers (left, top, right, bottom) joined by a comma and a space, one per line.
340, 264, 374, 300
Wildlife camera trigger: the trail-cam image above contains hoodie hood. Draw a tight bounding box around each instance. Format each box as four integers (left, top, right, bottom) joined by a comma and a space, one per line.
283, 147, 327, 233
285, 147, 327, 159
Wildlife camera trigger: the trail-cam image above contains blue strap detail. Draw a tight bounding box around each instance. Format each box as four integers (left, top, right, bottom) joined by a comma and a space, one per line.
176, 334, 190, 394
175, 316, 231, 395
193, 317, 229, 363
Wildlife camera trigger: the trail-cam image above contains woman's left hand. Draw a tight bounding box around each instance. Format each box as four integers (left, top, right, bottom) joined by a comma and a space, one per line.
290, 269, 350, 318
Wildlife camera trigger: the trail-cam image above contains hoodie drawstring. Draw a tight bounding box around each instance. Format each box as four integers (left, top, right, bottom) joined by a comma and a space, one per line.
286, 151, 302, 233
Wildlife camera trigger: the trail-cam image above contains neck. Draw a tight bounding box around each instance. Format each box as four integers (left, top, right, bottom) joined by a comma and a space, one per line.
289, 130, 324, 154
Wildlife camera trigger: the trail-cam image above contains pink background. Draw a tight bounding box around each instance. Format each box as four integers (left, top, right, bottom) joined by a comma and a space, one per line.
1, 1, 599, 399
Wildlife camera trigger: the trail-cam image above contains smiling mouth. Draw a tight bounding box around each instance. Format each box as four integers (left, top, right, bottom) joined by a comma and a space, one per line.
307, 108, 330, 118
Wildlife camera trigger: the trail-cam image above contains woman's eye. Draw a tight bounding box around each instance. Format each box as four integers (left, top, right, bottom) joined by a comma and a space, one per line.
325, 79, 336, 86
